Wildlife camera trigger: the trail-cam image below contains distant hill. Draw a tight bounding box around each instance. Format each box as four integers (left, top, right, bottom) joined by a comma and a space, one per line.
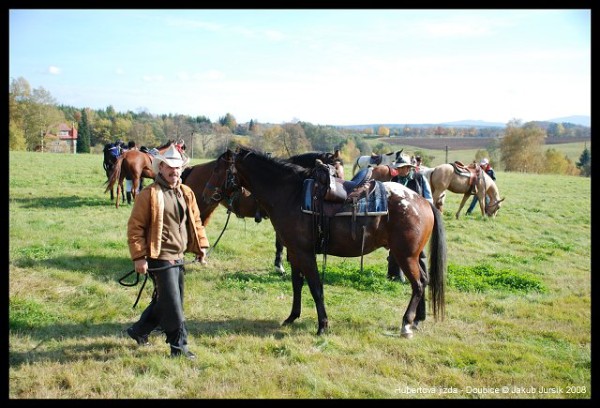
438, 120, 505, 128
337, 115, 590, 129
545, 115, 591, 127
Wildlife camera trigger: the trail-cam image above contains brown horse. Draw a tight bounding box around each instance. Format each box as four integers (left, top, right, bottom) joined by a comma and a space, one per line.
105, 141, 174, 208
369, 164, 400, 182
183, 150, 344, 274
425, 163, 505, 219
352, 150, 408, 175
203, 147, 447, 338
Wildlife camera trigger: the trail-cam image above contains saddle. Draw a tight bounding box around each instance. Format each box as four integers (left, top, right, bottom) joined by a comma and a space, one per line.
451, 161, 481, 194
302, 160, 388, 241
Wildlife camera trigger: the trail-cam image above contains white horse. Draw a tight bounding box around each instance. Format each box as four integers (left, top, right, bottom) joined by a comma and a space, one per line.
352, 150, 408, 175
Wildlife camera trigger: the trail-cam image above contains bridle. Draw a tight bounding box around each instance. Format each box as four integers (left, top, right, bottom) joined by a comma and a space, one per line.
205, 152, 244, 212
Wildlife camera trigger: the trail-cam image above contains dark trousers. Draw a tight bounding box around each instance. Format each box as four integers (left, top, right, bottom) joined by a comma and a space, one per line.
130, 259, 188, 348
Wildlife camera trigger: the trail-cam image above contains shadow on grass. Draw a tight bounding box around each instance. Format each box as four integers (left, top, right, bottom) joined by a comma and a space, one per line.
9, 317, 299, 367
10, 194, 124, 209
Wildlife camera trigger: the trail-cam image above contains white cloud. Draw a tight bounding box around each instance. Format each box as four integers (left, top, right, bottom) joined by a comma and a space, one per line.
48, 66, 61, 75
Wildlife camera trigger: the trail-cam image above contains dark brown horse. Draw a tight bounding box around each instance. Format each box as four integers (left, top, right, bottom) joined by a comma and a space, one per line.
203, 147, 447, 338
182, 150, 344, 274
102, 142, 124, 202
105, 141, 174, 208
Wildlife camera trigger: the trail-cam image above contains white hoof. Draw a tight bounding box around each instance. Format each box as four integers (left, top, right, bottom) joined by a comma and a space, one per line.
274, 264, 285, 275
401, 324, 414, 339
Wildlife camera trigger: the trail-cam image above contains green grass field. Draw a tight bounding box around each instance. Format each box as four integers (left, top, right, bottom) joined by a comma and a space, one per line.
9, 150, 591, 399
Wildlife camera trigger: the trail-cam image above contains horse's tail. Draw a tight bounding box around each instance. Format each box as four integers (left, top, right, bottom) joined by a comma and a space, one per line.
428, 202, 447, 321
105, 155, 123, 194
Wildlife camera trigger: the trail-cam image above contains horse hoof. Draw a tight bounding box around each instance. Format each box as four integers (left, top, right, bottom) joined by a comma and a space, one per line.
401, 324, 414, 338
274, 264, 285, 275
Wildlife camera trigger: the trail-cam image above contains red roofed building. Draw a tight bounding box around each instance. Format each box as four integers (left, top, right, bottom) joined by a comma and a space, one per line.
45, 123, 78, 153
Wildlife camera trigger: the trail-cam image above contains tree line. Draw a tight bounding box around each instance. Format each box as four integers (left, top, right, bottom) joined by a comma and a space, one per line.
9, 76, 590, 176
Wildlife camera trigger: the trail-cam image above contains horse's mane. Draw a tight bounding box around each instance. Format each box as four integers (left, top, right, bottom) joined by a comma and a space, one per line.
156, 140, 175, 150
237, 148, 312, 182
291, 151, 343, 167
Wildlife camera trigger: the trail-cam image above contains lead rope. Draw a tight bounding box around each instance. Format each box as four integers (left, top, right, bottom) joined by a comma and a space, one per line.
119, 260, 191, 308
118, 210, 232, 308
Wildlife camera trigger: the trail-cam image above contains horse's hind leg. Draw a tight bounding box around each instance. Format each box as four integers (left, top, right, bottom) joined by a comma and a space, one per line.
455, 193, 471, 219
396, 256, 425, 339
413, 251, 429, 328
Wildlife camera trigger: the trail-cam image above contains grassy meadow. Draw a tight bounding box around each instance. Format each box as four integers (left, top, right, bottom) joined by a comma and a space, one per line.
9, 149, 591, 399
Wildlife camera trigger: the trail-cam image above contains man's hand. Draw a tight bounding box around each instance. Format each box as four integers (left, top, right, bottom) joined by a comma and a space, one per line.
195, 248, 208, 265
134, 258, 148, 275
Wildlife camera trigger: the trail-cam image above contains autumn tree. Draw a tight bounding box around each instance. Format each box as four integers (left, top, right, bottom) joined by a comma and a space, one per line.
280, 123, 311, 156
543, 148, 579, 175
377, 126, 390, 137
500, 119, 545, 172
219, 113, 237, 133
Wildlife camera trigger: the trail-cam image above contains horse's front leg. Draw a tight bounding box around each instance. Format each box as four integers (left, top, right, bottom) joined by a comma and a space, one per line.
282, 263, 304, 326
479, 192, 487, 218
303, 266, 328, 335
455, 193, 471, 219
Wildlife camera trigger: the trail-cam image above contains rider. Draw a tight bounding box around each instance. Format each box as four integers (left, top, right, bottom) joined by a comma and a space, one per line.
466, 158, 496, 215
123, 140, 142, 204
387, 157, 433, 282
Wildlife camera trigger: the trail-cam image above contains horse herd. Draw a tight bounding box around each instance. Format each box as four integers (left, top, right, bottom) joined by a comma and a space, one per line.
103, 144, 504, 338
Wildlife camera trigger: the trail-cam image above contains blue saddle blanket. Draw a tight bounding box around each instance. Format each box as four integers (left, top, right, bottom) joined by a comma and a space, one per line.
302, 179, 388, 216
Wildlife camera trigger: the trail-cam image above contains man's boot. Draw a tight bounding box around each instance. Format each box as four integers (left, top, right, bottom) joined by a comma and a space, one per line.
126, 192, 132, 204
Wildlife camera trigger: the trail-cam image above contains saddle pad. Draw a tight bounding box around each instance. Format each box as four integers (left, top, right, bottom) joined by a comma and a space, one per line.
301, 179, 388, 216
335, 180, 388, 216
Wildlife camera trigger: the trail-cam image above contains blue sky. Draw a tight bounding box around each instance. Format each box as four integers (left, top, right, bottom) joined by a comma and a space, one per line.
9, 9, 591, 126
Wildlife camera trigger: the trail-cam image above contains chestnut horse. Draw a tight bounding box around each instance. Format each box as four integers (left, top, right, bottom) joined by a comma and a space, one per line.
425, 163, 505, 219
203, 147, 447, 338
182, 150, 343, 274
369, 164, 400, 182
105, 141, 174, 209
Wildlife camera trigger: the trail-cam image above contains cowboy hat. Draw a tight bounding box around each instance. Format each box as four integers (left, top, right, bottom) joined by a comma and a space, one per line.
151, 145, 190, 174
391, 156, 416, 169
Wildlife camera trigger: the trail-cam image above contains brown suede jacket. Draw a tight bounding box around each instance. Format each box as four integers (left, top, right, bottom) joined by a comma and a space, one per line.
127, 182, 209, 261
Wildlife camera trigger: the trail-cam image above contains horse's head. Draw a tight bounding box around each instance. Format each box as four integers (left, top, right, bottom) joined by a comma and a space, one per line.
486, 197, 505, 217
202, 149, 238, 204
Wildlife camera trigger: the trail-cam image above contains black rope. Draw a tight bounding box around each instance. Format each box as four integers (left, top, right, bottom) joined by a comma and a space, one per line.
118, 209, 232, 308
118, 260, 190, 308
206, 209, 232, 258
